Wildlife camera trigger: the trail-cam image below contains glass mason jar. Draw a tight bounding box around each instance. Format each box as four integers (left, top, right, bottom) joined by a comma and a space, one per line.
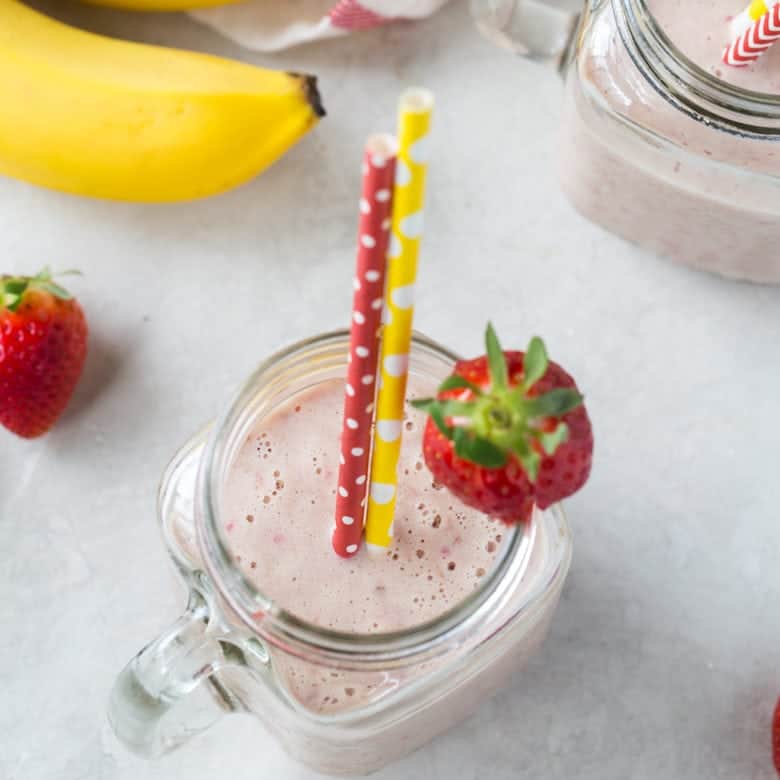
472, 0, 780, 283
108, 331, 573, 776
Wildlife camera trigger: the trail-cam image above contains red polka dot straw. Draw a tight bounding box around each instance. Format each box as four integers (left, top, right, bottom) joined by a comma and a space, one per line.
332, 134, 397, 558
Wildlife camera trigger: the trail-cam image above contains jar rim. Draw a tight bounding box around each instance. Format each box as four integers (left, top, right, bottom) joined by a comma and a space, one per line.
195, 330, 571, 667
615, 0, 780, 136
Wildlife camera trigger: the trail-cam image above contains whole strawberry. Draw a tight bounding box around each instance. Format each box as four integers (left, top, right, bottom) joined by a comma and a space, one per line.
412, 323, 593, 524
0, 269, 88, 438
773, 696, 780, 775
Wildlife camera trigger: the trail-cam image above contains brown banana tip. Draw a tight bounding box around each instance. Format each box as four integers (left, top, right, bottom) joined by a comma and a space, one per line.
290, 72, 326, 118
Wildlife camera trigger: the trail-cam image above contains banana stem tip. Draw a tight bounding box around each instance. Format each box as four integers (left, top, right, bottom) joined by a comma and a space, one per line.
303, 74, 326, 118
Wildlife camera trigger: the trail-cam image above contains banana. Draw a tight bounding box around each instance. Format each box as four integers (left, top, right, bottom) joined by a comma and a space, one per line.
0, 0, 325, 202
81, 0, 242, 11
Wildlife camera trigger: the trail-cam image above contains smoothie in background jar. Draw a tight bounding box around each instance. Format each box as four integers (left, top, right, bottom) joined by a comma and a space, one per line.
556, 0, 780, 282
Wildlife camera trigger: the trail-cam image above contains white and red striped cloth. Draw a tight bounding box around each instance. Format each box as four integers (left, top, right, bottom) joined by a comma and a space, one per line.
190, 0, 450, 51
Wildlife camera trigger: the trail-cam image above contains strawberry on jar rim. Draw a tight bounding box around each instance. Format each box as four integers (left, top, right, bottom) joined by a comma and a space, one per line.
411, 323, 593, 524
0, 269, 88, 439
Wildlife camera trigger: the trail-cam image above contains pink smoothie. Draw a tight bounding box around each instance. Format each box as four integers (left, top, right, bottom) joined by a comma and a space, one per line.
558, 1, 780, 281
222, 378, 505, 635
220, 372, 561, 724
220, 374, 551, 731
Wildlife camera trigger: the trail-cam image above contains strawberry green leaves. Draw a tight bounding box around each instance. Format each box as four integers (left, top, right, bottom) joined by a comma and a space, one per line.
0, 278, 26, 311
412, 398, 508, 468
411, 398, 453, 438
412, 398, 478, 435
453, 428, 507, 468
32, 267, 74, 300
438, 375, 483, 396
485, 322, 508, 391
538, 422, 569, 456
525, 387, 583, 418
1, 268, 76, 312
33, 281, 72, 300
506, 433, 540, 481
411, 323, 583, 479
521, 336, 547, 390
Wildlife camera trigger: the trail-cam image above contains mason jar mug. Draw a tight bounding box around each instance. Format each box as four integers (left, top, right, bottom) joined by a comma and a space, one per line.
107, 331, 574, 775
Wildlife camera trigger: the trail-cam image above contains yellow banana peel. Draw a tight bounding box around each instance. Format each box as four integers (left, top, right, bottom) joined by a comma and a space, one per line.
81, 0, 243, 11
0, 0, 325, 202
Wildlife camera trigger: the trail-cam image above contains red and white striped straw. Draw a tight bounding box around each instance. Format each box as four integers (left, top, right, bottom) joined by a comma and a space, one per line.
332, 134, 397, 558
723, 2, 780, 66
729, 1, 778, 38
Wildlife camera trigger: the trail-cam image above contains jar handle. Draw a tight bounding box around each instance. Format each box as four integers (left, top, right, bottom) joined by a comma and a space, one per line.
471, 0, 580, 67
108, 588, 245, 757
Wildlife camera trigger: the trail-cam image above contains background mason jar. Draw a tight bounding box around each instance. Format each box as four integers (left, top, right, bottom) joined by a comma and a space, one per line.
472, 0, 780, 283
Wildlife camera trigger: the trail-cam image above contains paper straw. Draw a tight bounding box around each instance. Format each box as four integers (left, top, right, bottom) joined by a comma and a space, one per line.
332, 134, 397, 558
730, 0, 778, 38
364, 88, 434, 548
724, 2, 780, 66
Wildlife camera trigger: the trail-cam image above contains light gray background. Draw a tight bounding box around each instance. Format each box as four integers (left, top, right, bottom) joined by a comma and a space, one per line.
1, 2, 779, 778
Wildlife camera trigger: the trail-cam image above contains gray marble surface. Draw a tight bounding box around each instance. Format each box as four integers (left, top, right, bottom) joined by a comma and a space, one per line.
1, 2, 779, 778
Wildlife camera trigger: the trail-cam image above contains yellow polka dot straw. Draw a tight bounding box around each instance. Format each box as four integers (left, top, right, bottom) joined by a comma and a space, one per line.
365, 87, 433, 548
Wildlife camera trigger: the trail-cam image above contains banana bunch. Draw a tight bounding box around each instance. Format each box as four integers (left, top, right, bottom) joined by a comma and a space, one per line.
0, 0, 325, 202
